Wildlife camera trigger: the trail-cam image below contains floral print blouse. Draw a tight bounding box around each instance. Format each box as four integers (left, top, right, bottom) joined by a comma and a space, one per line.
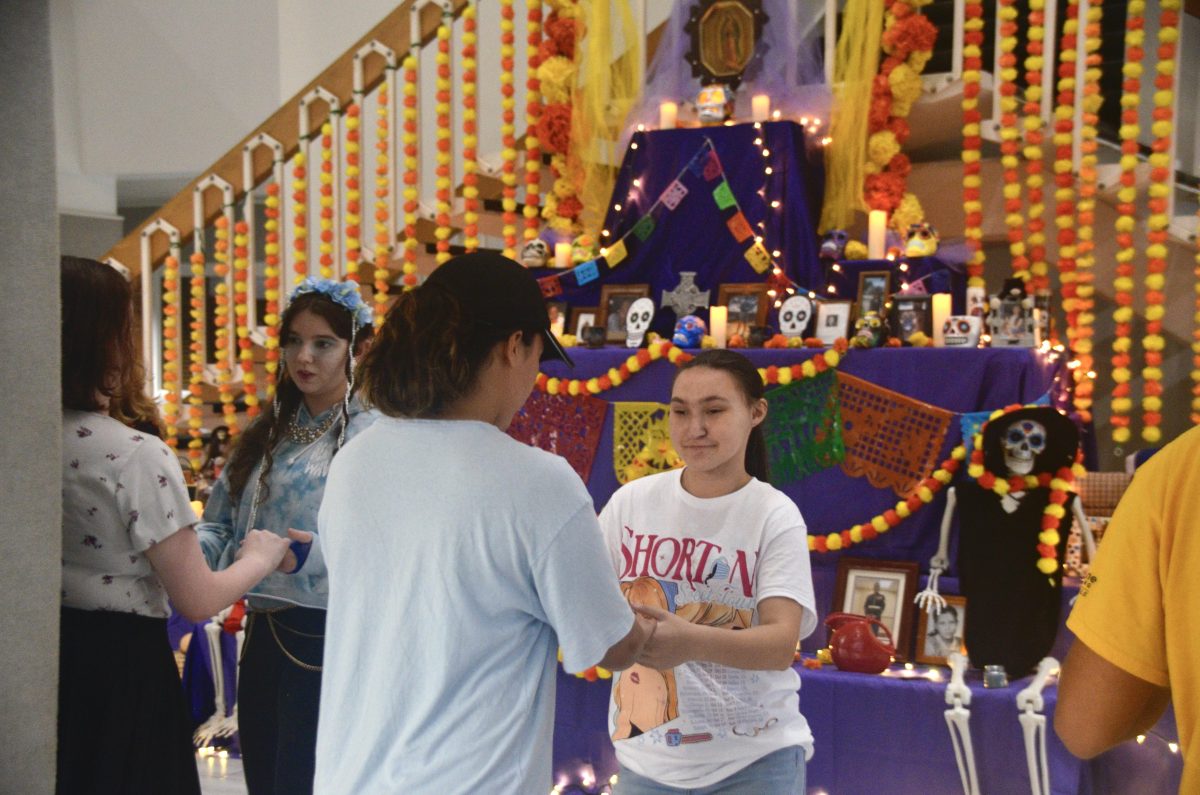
61, 410, 197, 618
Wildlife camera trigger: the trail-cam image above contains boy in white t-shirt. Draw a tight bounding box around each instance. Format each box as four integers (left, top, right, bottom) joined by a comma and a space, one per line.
600, 350, 817, 794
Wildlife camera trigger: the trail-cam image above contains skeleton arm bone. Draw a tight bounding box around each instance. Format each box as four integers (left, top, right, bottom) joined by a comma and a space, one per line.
915, 487, 956, 614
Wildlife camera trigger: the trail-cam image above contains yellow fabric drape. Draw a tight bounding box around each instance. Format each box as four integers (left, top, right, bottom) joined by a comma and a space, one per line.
572, 0, 643, 236
819, 0, 885, 232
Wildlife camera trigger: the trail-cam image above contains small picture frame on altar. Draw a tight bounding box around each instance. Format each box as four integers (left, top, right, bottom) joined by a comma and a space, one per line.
717, 283, 769, 341
856, 270, 893, 319
915, 594, 968, 666
599, 284, 651, 344
814, 300, 852, 346
546, 300, 567, 333
891, 295, 932, 340
833, 557, 919, 661
569, 306, 598, 339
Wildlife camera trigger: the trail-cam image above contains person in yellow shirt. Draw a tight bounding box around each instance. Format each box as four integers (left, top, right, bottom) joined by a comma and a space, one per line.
1056, 427, 1198, 792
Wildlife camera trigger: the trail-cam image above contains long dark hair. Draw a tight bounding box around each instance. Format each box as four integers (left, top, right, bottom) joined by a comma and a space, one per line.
225, 292, 372, 501
61, 256, 144, 413
358, 282, 538, 418
672, 349, 770, 482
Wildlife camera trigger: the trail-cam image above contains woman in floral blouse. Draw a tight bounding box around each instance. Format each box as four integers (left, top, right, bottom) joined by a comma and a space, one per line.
195, 277, 376, 795
58, 256, 290, 794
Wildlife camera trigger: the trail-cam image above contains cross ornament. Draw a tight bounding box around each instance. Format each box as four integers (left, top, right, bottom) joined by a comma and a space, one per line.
660, 272, 711, 316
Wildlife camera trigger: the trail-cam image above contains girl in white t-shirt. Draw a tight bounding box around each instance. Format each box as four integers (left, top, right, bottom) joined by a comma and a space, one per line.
600, 349, 817, 794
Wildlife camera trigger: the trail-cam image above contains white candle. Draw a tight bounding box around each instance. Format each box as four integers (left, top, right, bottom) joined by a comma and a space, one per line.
932, 293, 952, 346
554, 242, 571, 269
868, 210, 888, 260
752, 94, 770, 122
551, 315, 565, 338
659, 101, 678, 129
710, 305, 728, 348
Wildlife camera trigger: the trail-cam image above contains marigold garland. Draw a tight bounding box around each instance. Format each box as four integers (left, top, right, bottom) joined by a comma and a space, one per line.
960, 0, 986, 289
966, 406, 1086, 575
402, 53, 421, 290
291, 150, 309, 282
538, 0, 583, 236
462, 3, 480, 252
523, 1, 544, 241
187, 251, 206, 471
213, 216, 238, 433
1111, 0, 1145, 446
1073, 4, 1103, 422
434, 16, 454, 264
318, 121, 335, 280
1022, 0, 1049, 295
344, 103, 362, 283
1141, 0, 1180, 445
233, 221, 259, 419
373, 79, 392, 323
499, 0, 519, 257
161, 253, 181, 447
996, 0, 1029, 283
1053, 0, 1080, 358
263, 184, 282, 398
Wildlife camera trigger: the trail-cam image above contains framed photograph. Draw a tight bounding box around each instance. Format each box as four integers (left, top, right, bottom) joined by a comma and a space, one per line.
890, 295, 932, 340
832, 557, 920, 661
546, 300, 567, 332
814, 300, 852, 346
598, 284, 651, 344
915, 595, 968, 666
855, 270, 893, 318
717, 283, 769, 341
568, 306, 598, 339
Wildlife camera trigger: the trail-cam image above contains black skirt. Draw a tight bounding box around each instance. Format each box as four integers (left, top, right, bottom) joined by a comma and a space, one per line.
57, 607, 201, 795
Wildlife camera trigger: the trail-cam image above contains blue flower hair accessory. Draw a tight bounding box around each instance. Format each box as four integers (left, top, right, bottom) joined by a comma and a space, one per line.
290, 277, 373, 328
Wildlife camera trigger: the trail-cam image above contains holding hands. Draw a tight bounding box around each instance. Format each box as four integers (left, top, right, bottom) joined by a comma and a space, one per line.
631, 603, 693, 669
235, 529, 292, 575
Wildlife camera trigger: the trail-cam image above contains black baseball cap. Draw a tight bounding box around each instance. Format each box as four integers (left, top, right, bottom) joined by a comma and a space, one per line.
423, 251, 574, 366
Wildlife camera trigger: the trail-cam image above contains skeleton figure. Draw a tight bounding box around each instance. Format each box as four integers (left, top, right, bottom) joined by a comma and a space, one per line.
904, 222, 940, 258
520, 239, 550, 269
915, 407, 1095, 676
625, 297, 655, 348
778, 295, 813, 338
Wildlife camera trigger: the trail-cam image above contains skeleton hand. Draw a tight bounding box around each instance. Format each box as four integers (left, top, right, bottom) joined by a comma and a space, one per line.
914, 566, 947, 616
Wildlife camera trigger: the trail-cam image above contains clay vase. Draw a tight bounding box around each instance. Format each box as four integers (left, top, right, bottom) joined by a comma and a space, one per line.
825, 612, 896, 674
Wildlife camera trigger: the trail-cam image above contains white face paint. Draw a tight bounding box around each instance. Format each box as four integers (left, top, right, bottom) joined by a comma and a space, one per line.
942, 315, 981, 347
1002, 419, 1047, 476
778, 295, 813, 337
625, 298, 655, 348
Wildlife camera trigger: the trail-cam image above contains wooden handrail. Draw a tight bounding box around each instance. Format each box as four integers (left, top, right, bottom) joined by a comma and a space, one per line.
103, 0, 469, 286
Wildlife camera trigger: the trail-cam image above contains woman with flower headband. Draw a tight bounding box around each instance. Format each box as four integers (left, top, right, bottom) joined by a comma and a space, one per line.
195, 277, 376, 795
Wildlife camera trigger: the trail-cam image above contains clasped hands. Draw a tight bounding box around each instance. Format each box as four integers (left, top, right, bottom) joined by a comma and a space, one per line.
233, 528, 313, 573
630, 602, 694, 669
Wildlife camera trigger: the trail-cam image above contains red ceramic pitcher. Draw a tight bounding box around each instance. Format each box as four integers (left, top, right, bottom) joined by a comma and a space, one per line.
824, 612, 896, 674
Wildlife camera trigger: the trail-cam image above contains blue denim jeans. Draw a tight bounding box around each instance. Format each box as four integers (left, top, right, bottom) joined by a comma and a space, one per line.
615, 746, 806, 795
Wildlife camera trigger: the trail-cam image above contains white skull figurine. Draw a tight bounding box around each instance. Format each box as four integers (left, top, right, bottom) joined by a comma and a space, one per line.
942, 315, 981, 347
1001, 420, 1047, 476
625, 297, 655, 349
966, 286, 987, 318
778, 295, 813, 337
520, 239, 550, 269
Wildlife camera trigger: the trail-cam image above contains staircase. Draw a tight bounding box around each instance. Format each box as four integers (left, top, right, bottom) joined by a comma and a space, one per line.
102, 0, 1200, 467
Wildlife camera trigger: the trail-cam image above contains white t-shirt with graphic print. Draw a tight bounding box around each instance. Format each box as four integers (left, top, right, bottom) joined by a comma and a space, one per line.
599, 468, 816, 789
61, 410, 197, 618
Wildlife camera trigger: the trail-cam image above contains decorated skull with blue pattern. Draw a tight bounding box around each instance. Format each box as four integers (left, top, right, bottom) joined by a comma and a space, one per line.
672, 314, 708, 348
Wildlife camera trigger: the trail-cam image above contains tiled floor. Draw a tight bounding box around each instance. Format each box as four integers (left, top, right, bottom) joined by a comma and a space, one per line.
197, 753, 247, 795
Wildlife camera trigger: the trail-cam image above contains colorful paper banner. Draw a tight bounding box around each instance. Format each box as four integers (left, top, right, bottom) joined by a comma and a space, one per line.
712, 180, 736, 210
727, 211, 753, 242
508, 391, 609, 483
574, 259, 600, 286
744, 241, 771, 273
613, 402, 682, 484
764, 370, 845, 484
661, 180, 689, 210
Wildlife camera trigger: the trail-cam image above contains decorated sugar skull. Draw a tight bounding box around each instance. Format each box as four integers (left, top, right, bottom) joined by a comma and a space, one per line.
696, 84, 734, 124
819, 230, 849, 264
520, 239, 550, 269
571, 233, 597, 264
778, 295, 813, 337
850, 310, 887, 348
904, 222, 940, 257
625, 297, 655, 348
1001, 419, 1047, 476
966, 285, 987, 318
942, 315, 982, 347
672, 314, 707, 348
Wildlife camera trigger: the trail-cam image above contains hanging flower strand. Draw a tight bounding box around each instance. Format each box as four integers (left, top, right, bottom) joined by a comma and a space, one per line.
523, 0, 544, 241
499, 0, 519, 257
160, 253, 181, 447
996, 0, 1029, 283
1052, 0, 1080, 362
1111, 0, 1145, 446
960, 0, 986, 289
373, 78, 392, 323
462, 3, 480, 252
1073, 2, 1103, 423
291, 149, 309, 283
1022, 0, 1050, 296
213, 216, 238, 433
434, 16, 454, 264
187, 251, 206, 471
233, 221, 259, 419
262, 183, 282, 399
402, 53, 420, 290
344, 103, 362, 283
318, 121, 336, 280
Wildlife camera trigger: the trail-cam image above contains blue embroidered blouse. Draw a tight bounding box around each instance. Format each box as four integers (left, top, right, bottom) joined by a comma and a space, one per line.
196, 398, 378, 609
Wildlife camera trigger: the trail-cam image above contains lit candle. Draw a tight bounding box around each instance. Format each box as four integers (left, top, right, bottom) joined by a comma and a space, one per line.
868, 210, 887, 260
658, 101, 678, 129
554, 242, 571, 270
932, 293, 952, 346
751, 94, 770, 122
709, 305, 728, 348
